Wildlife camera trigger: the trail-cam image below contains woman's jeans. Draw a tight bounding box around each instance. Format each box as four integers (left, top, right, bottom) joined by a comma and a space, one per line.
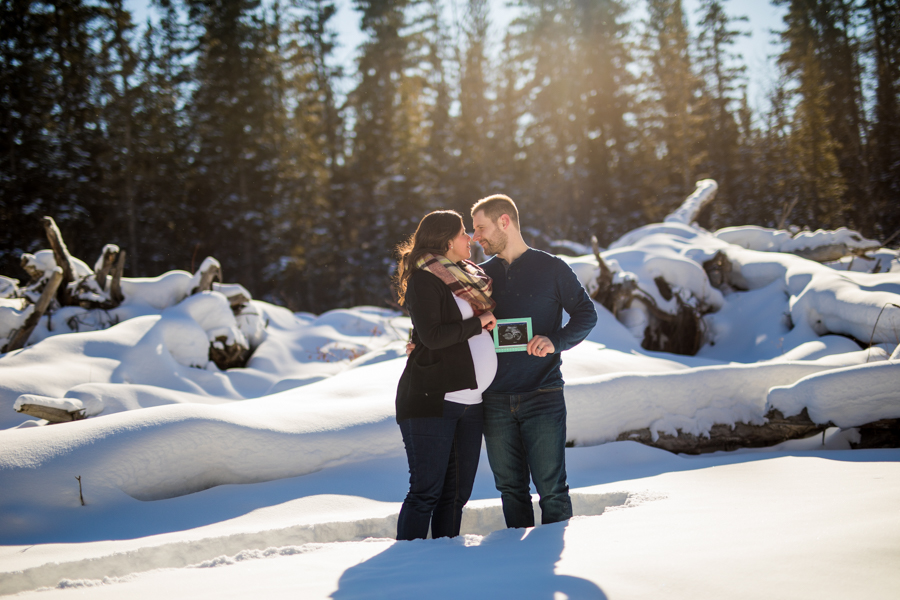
482, 387, 572, 528
397, 401, 483, 540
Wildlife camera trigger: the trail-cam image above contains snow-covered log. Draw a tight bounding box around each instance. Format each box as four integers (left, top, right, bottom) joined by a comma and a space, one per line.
13, 395, 88, 423
664, 179, 718, 225
613, 408, 828, 454
715, 225, 882, 264
723, 247, 900, 345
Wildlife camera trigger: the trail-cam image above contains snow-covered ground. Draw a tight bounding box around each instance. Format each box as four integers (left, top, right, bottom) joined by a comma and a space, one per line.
1, 210, 899, 598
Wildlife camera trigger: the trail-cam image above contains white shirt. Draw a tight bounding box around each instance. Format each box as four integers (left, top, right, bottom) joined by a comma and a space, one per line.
444, 296, 498, 405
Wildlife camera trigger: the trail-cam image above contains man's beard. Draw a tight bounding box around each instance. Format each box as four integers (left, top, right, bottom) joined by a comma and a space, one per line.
480, 230, 508, 256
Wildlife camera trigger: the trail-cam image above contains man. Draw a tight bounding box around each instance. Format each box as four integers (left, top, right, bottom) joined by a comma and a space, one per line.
470, 194, 597, 528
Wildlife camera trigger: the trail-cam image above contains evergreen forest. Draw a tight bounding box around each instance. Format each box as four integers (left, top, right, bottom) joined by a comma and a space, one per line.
2, 0, 898, 312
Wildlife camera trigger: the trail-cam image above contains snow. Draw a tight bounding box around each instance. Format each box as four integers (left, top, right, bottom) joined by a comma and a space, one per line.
0, 276, 18, 298
716, 224, 882, 256
1, 214, 899, 599
767, 360, 900, 427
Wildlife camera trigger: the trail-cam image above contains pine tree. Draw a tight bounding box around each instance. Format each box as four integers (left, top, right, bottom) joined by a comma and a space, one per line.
754, 81, 798, 229
1, 0, 62, 273
505, 0, 636, 244
128, 0, 193, 276
866, 0, 900, 242
775, 0, 867, 229
94, 0, 141, 272
339, 0, 429, 306
0, 1, 109, 273
637, 0, 704, 222
452, 0, 492, 215
693, 0, 748, 228
185, 0, 286, 294
277, 0, 345, 311
787, 42, 848, 227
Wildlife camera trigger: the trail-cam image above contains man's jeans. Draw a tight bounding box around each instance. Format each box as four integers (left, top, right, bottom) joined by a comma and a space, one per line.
397, 401, 483, 540
482, 387, 572, 528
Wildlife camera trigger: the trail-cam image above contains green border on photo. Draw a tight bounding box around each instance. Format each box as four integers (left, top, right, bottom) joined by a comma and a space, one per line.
492, 317, 533, 353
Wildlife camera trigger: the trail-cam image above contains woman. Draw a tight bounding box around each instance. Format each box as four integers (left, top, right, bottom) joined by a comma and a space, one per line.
394, 210, 498, 541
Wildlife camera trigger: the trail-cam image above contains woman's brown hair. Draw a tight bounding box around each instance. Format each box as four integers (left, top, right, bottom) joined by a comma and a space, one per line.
394, 210, 465, 305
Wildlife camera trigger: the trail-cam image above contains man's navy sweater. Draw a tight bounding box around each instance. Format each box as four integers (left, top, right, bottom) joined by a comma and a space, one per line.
481, 248, 597, 394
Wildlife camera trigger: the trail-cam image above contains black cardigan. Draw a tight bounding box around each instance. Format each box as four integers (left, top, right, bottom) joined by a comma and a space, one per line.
395, 269, 483, 421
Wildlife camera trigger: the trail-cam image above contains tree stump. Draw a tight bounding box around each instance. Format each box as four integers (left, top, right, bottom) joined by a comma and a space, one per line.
93, 245, 120, 292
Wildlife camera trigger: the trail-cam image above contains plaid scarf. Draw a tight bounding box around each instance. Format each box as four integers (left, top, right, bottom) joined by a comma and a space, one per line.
415, 252, 496, 316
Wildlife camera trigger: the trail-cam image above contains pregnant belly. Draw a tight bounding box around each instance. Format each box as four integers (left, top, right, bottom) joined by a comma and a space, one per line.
469, 329, 498, 392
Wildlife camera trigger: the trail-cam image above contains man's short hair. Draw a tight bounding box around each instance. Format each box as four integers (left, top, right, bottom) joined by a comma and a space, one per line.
471, 194, 520, 229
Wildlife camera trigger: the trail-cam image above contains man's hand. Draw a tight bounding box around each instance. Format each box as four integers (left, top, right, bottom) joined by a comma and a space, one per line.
527, 335, 554, 357
406, 341, 415, 355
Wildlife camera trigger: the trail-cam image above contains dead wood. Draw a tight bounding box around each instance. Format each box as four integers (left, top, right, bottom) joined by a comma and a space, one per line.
703, 251, 734, 291
851, 418, 900, 449
209, 335, 249, 370
642, 300, 705, 355
613, 408, 830, 455
110, 249, 125, 304
20, 255, 43, 284
192, 260, 222, 295
14, 402, 86, 423
94, 246, 119, 291
3, 268, 63, 353
226, 291, 250, 312
793, 243, 878, 263
591, 261, 706, 355
590, 248, 619, 309
777, 196, 800, 230
41, 217, 77, 302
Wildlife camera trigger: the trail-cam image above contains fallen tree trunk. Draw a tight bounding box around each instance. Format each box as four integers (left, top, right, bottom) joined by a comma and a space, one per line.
852, 418, 900, 449
2, 268, 63, 353
610, 408, 831, 455
14, 402, 86, 423
664, 179, 718, 225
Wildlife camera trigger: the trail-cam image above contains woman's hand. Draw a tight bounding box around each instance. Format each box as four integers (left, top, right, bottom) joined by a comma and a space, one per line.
479, 310, 497, 331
